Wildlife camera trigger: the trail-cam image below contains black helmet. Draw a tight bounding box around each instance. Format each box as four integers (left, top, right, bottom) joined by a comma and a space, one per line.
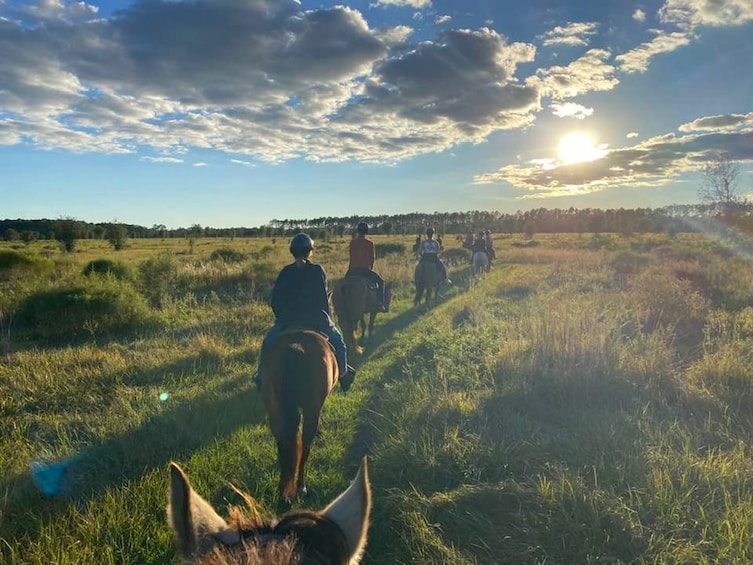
357, 222, 369, 235
289, 232, 314, 257
426, 227, 434, 235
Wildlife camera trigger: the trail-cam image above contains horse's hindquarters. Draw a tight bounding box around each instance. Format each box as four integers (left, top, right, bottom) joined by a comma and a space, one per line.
261, 330, 338, 502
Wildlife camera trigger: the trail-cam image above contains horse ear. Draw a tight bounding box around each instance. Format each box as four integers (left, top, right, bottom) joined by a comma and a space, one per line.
322, 457, 371, 562
168, 462, 239, 557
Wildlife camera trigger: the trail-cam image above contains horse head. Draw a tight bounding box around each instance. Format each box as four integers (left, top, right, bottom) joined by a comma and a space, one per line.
168, 457, 371, 565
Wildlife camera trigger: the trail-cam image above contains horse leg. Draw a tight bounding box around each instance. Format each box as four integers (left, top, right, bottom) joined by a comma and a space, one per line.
367, 311, 376, 337
269, 403, 302, 504
297, 404, 323, 497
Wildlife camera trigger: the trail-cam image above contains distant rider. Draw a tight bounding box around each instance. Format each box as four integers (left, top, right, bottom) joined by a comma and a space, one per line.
346, 222, 389, 312
255, 232, 356, 392
484, 229, 495, 265
418, 227, 451, 284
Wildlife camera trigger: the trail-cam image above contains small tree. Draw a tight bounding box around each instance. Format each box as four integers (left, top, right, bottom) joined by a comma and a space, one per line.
105, 222, 128, 251
523, 218, 537, 239
54, 217, 84, 253
698, 155, 745, 225
20, 231, 39, 244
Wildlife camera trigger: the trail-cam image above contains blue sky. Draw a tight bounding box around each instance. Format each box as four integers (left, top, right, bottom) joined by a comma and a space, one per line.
1, 0, 752, 228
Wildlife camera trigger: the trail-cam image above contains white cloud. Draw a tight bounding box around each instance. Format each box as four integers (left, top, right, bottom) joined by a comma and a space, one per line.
373, 0, 431, 8
435, 15, 451, 24
633, 9, 646, 22
141, 156, 183, 164
230, 159, 256, 167
678, 112, 753, 132
193, 162, 207, 167
530, 49, 619, 99
615, 31, 690, 73
627, 132, 639, 138
550, 102, 594, 119
659, 0, 753, 30
541, 22, 598, 47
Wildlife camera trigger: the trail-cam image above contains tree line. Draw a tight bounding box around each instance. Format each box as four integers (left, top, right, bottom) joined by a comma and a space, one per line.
3, 203, 753, 251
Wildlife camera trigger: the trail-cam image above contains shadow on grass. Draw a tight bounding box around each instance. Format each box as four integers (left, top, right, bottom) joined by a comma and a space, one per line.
0, 370, 264, 544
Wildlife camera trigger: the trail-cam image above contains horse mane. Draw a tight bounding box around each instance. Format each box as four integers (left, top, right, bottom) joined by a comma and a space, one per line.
193, 509, 349, 565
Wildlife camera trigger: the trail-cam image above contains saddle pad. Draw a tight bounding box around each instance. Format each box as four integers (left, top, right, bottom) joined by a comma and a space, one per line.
277, 326, 336, 355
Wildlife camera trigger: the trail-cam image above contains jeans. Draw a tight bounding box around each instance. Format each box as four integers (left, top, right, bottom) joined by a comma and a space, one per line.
258, 318, 348, 379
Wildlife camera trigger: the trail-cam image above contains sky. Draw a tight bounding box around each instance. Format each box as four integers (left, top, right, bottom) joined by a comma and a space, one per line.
1, 0, 752, 229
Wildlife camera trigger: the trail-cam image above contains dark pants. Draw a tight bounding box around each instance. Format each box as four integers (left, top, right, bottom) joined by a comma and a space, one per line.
346, 267, 386, 305
257, 317, 348, 382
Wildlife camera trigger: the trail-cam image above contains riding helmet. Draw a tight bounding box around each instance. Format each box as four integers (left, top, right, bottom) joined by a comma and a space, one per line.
289, 232, 314, 256
357, 222, 369, 235
426, 227, 435, 235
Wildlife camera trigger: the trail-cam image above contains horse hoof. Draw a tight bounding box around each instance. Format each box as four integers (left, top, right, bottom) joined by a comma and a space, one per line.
298, 486, 309, 498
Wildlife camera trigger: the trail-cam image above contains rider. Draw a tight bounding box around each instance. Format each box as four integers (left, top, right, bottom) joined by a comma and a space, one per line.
484, 229, 495, 265
418, 227, 451, 284
463, 230, 474, 250
346, 221, 389, 312
255, 232, 356, 392
471, 231, 489, 258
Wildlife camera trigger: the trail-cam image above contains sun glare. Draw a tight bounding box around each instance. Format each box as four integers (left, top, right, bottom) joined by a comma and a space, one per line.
557, 132, 604, 164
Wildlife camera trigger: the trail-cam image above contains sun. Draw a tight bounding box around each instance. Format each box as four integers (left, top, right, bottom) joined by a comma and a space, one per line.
557, 132, 605, 164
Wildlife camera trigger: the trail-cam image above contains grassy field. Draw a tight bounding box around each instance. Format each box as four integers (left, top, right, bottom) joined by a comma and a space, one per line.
3, 232, 753, 563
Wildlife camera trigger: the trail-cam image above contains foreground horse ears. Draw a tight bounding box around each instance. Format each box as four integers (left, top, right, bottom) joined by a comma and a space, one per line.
167, 457, 371, 562
168, 463, 241, 557
322, 457, 371, 561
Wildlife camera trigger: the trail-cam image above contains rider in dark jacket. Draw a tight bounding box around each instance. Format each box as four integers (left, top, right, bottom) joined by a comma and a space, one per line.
255, 233, 356, 392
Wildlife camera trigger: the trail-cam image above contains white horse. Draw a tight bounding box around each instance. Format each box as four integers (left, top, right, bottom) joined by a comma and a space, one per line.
472, 251, 489, 278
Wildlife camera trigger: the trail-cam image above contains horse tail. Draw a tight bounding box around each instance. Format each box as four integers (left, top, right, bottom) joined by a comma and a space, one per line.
333, 281, 363, 355
275, 343, 305, 502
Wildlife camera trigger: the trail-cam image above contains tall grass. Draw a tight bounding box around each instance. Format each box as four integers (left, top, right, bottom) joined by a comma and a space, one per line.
2, 234, 753, 563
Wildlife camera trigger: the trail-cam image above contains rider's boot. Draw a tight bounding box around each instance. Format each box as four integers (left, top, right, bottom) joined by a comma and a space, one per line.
339, 365, 357, 393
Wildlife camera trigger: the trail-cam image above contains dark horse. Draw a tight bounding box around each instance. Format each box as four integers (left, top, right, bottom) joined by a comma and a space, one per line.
414, 259, 443, 306
332, 276, 391, 354
260, 329, 339, 504
167, 457, 371, 564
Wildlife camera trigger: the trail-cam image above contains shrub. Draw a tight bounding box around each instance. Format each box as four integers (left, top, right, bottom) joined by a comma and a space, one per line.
17, 277, 154, 340
0, 250, 54, 281
208, 247, 246, 264
610, 251, 650, 276
105, 223, 128, 251
376, 242, 406, 257
82, 259, 134, 281
138, 253, 179, 308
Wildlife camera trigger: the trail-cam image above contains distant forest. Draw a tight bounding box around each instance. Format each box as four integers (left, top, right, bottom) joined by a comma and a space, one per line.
2, 204, 752, 242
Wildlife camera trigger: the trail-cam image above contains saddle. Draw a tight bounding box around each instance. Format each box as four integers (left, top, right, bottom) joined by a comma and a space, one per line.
278, 325, 336, 355
344, 272, 379, 290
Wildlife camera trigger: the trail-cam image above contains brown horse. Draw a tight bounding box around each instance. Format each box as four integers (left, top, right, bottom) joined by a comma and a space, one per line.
167, 457, 371, 564
260, 329, 338, 503
414, 259, 443, 306
332, 276, 390, 354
